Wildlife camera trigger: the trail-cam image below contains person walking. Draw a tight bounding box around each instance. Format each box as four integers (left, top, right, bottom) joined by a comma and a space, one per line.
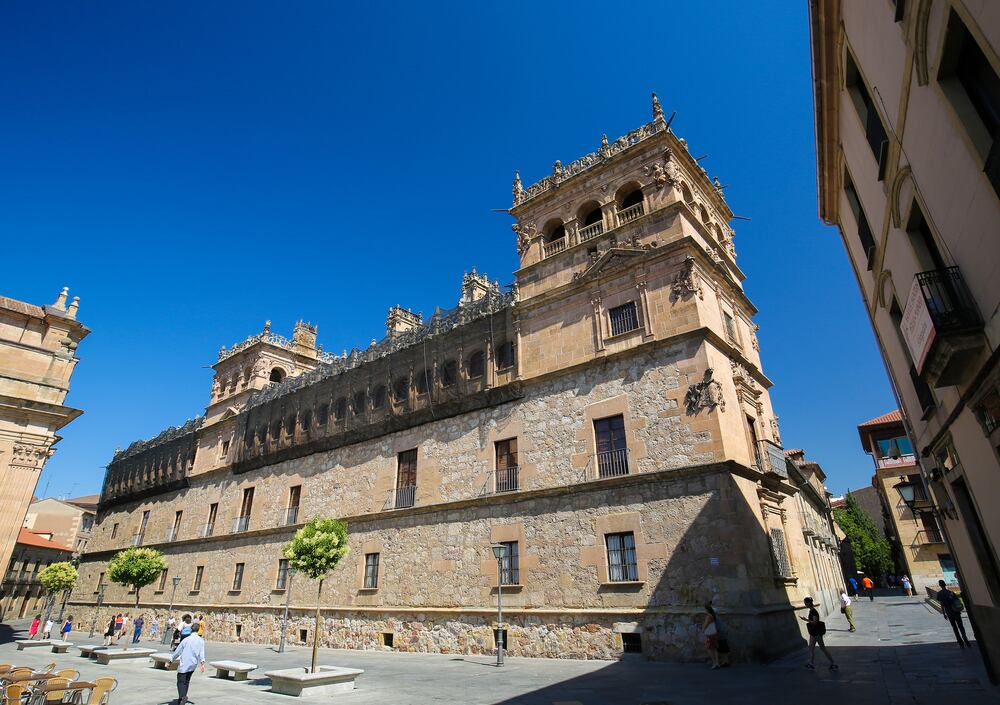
171, 620, 206, 705
113, 613, 123, 641
28, 615, 41, 639
937, 580, 972, 648
840, 590, 856, 632
42, 617, 53, 639
862, 575, 875, 601
197, 615, 205, 637
702, 602, 722, 669
901, 575, 913, 596
120, 614, 130, 641
61, 616, 73, 642
848, 577, 858, 597
801, 597, 838, 670
150, 616, 160, 642
103, 615, 117, 646
132, 614, 144, 643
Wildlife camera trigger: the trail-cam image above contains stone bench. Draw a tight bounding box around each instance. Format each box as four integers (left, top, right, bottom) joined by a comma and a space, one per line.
76, 645, 106, 659
94, 647, 156, 665
265, 666, 364, 697
49, 641, 73, 653
209, 660, 258, 681
150, 652, 179, 671
16, 640, 52, 650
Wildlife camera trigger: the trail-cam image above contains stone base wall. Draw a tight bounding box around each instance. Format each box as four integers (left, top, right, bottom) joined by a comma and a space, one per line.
65, 603, 802, 662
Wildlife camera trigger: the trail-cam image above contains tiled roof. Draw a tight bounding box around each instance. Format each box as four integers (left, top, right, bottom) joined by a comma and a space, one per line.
858, 410, 902, 428
0, 296, 45, 319
65, 494, 99, 511
16, 528, 72, 552
783, 448, 804, 458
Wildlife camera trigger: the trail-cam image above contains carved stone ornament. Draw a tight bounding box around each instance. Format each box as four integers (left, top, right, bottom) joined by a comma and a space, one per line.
770, 416, 782, 446
685, 368, 726, 415
512, 170, 523, 203
512, 222, 535, 257
671, 255, 703, 300
751, 323, 760, 352
731, 358, 760, 394
10, 443, 54, 470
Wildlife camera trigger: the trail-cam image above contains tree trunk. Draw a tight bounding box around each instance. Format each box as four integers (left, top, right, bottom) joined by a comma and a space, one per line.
311, 579, 323, 674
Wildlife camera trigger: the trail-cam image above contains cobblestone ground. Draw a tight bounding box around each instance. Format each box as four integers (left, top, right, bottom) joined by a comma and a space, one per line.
1, 597, 995, 705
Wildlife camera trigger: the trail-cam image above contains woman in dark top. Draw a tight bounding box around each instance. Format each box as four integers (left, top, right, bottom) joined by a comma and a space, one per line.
801, 597, 838, 670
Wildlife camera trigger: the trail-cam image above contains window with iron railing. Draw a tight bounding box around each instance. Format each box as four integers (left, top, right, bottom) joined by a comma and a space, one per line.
608, 302, 639, 337
495, 438, 519, 492
393, 449, 417, 509
363, 553, 379, 589
595, 415, 629, 478
605, 532, 638, 582
769, 527, 794, 578
500, 541, 519, 585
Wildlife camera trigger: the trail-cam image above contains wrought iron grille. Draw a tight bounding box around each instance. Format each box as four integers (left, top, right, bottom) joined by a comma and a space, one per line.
915, 267, 981, 334
495, 466, 519, 493
283, 506, 299, 526
389, 485, 416, 510
500, 541, 519, 585
608, 302, 639, 337
769, 528, 793, 578
597, 448, 630, 478
231, 516, 251, 534
198, 522, 214, 538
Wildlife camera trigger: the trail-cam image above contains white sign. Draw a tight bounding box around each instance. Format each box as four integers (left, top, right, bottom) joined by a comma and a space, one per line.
901, 277, 935, 373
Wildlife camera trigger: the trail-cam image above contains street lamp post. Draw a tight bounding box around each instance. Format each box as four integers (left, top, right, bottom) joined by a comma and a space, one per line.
88, 581, 105, 638
491, 544, 507, 667
162, 576, 182, 645
278, 568, 295, 653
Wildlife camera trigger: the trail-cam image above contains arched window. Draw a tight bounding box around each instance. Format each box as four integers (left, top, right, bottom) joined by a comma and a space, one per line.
316, 403, 329, 427
351, 390, 366, 415
333, 397, 347, 421
542, 218, 566, 243
495, 341, 515, 371
681, 183, 694, 204
415, 369, 431, 395
300, 409, 312, 431
699, 205, 710, 223
441, 360, 458, 387
392, 376, 409, 403
468, 350, 485, 379
285, 414, 296, 435
269, 368, 286, 384
620, 189, 643, 209
372, 385, 387, 409
269, 419, 282, 440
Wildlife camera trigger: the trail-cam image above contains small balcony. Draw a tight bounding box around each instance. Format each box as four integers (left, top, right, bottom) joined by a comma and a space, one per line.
577, 221, 604, 243
387, 485, 416, 510
283, 506, 300, 526
904, 267, 984, 388
618, 202, 644, 224
198, 522, 215, 538
164, 527, 179, 543
542, 237, 567, 258
913, 528, 945, 546
757, 439, 788, 478
495, 466, 519, 493
231, 515, 251, 534
595, 448, 629, 479
131, 532, 145, 547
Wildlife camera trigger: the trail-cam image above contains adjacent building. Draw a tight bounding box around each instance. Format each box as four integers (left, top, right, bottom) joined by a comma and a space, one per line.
74, 96, 835, 661
0, 528, 73, 621
0, 290, 89, 577
784, 450, 843, 603
23, 494, 99, 557
809, 0, 1000, 676
858, 410, 953, 590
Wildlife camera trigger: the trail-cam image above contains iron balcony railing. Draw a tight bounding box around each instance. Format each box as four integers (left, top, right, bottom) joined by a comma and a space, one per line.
542, 237, 567, 258
387, 485, 416, 510
596, 448, 630, 479
283, 506, 300, 526
495, 466, 519, 493
578, 221, 604, 242
131, 532, 145, 547
914, 528, 945, 546
231, 515, 251, 534
198, 522, 215, 538
618, 202, 644, 224
915, 267, 981, 335
165, 527, 179, 542
758, 439, 787, 478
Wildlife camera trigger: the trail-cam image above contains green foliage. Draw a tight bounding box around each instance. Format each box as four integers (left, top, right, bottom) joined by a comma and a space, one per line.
282, 518, 349, 580
38, 562, 77, 594
107, 547, 167, 596
834, 491, 893, 578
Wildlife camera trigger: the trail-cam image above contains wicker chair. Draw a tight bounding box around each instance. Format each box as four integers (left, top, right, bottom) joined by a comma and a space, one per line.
37, 665, 55, 675
38, 676, 69, 703
86, 677, 117, 705
1, 684, 26, 705
54, 670, 78, 682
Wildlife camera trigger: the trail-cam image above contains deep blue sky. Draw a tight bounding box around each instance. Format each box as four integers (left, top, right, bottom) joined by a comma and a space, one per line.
0, 1, 894, 499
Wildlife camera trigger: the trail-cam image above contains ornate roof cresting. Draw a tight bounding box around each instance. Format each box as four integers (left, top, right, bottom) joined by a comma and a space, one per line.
112, 416, 205, 463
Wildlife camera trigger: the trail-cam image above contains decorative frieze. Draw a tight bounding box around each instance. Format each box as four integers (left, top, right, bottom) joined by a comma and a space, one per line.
9, 443, 53, 470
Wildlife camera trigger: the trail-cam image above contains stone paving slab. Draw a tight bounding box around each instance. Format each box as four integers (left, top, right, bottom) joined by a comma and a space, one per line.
1, 598, 996, 705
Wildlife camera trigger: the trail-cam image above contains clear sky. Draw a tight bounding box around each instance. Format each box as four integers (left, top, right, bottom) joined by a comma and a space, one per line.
0, 1, 895, 499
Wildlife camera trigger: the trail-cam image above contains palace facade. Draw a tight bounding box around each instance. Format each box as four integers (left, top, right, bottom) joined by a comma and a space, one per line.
73, 96, 840, 661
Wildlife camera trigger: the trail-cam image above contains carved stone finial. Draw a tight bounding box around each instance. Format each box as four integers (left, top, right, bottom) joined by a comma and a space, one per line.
52, 287, 69, 311
66, 296, 79, 320
512, 170, 523, 203
553, 160, 563, 179
263, 320, 271, 335
652, 92, 664, 122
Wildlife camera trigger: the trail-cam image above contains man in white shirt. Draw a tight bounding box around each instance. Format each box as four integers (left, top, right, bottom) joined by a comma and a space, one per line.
840, 590, 856, 632
171, 620, 206, 705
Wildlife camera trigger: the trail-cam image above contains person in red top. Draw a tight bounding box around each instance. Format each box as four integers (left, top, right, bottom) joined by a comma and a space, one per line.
862, 576, 875, 602
28, 615, 41, 639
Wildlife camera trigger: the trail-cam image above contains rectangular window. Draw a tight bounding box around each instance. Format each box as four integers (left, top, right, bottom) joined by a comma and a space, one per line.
608, 301, 640, 337
158, 569, 168, 591
939, 10, 1000, 198
844, 170, 876, 269
951, 476, 1000, 602
140, 510, 150, 532
240, 488, 254, 518
495, 341, 515, 371
286, 485, 301, 525
723, 311, 739, 345
395, 449, 417, 508
500, 541, 520, 585
605, 532, 638, 582
173, 510, 183, 531
846, 50, 890, 179
276, 559, 289, 590
363, 553, 380, 589
769, 527, 794, 578
594, 415, 629, 478
874, 435, 914, 458
193, 566, 204, 591
96, 572, 105, 592
495, 438, 519, 492
220, 439, 230, 458
111, 523, 119, 539
232, 563, 245, 591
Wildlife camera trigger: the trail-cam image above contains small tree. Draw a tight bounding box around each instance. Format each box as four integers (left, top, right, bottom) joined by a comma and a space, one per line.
107, 547, 167, 648
834, 491, 893, 580
38, 562, 77, 633
282, 518, 349, 673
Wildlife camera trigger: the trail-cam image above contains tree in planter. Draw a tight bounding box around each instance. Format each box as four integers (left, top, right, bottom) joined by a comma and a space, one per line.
38, 562, 77, 636
834, 491, 893, 581
282, 518, 349, 674
107, 547, 167, 649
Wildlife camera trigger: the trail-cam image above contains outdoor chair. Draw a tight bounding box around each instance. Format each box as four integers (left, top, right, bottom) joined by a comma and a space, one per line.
1, 684, 27, 705
38, 665, 55, 675
37, 677, 69, 704
91, 677, 117, 705
0, 666, 10, 671
54, 670, 78, 682
6, 669, 33, 679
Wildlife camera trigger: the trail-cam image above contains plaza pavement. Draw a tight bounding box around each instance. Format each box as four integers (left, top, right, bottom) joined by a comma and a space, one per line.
1, 597, 996, 705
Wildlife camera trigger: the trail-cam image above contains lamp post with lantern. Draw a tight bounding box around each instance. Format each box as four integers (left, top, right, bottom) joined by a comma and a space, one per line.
88, 580, 106, 638
162, 575, 182, 644
491, 544, 507, 667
